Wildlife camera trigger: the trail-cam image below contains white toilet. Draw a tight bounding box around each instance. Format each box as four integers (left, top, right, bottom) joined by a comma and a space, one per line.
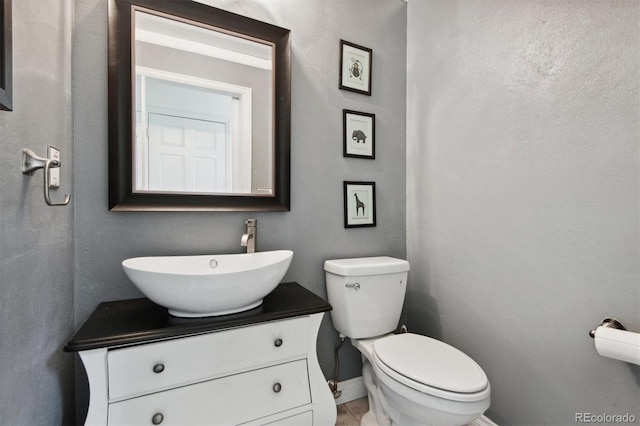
324, 256, 491, 426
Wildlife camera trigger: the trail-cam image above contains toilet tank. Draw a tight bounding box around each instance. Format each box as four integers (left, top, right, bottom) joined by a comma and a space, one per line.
324, 257, 410, 339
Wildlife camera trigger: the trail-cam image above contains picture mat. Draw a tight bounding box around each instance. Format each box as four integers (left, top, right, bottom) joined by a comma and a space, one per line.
345, 183, 375, 227
345, 113, 373, 157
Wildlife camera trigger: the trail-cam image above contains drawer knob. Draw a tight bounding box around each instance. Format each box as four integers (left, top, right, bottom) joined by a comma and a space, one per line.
152, 363, 165, 374
274, 338, 283, 347
273, 382, 282, 393
151, 413, 164, 425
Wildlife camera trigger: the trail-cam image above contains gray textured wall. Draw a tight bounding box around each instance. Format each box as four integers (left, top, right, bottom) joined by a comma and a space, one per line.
406, 1, 639, 424
73, 0, 407, 386
0, 0, 75, 424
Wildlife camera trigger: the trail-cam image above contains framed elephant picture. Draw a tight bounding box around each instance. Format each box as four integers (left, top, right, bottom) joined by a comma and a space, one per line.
344, 181, 376, 228
343, 109, 375, 159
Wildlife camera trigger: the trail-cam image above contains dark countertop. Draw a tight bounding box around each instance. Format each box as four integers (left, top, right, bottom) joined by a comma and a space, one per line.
65, 282, 331, 352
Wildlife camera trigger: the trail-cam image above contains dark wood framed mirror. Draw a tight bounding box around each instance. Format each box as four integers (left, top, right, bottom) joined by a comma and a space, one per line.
108, 0, 291, 211
0, 0, 12, 111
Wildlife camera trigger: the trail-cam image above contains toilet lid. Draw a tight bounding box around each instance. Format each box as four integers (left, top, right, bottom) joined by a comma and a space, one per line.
373, 333, 488, 394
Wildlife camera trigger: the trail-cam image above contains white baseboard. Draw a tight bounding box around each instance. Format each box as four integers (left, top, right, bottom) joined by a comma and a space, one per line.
473, 415, 499, 426
334, 376, 367, 405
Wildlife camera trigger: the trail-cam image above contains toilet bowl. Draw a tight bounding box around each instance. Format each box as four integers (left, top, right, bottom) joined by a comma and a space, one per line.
355, 334, 490, 426
324, 256, 491, 426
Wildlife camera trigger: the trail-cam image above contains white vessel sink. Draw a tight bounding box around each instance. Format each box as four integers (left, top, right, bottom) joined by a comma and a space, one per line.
122, 250, 293, 317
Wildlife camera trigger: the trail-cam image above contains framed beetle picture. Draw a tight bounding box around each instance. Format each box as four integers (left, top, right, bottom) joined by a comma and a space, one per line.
0, 0, 12, 111
343, 109, 375, 159
339, 40, 372, 96
344, 181, 376, 228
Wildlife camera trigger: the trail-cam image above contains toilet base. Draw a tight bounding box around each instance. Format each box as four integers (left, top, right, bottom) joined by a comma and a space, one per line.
360, 356, 489, 426
360, 408, 496, 426
360, 411, 378, 426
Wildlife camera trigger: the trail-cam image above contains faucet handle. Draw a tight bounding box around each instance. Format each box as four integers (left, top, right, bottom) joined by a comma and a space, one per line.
242, 219, 257, 253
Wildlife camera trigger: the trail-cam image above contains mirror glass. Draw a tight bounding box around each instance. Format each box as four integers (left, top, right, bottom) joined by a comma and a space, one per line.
109, 0, 291, 211
134, 11, 273, 195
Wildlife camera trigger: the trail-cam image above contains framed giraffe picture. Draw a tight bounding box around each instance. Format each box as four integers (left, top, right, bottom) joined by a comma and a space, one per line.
339, 40, 372, 96
343, 109, 375, 159
344, 181, 376, 228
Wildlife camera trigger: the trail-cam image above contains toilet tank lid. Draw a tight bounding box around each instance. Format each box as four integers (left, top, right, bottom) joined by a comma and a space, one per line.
324, 256, 410, 276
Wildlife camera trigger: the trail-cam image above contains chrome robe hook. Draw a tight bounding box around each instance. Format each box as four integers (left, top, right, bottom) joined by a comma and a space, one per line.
22, 147, 71, 206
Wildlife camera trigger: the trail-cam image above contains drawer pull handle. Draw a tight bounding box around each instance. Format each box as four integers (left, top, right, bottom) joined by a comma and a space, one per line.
273, 382, 282, 393
274, 338, 283, 347
151, 413, 164, 425
152, 363, 165, 374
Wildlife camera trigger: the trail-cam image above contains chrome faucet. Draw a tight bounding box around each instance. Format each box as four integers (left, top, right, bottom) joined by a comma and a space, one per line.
240, 219, 257, 253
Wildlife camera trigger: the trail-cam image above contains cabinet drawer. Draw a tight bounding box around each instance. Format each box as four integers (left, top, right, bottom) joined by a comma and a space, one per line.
259, 410, 312, 425
108, 317, 309, 400
108, 360, 311, 425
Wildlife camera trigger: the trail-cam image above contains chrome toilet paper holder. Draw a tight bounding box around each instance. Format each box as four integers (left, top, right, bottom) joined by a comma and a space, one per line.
589, 317, 626, 338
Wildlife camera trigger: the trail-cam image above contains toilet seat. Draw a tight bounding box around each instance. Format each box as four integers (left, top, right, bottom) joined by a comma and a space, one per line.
372, 333, 490, 403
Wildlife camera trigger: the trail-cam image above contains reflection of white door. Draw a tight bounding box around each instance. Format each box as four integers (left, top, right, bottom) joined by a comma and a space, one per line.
148, 113, 229, 193
135, 69, 254, 194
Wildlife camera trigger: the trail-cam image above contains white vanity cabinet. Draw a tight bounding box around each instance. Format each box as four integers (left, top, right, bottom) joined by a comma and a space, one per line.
67, 283, 336, 426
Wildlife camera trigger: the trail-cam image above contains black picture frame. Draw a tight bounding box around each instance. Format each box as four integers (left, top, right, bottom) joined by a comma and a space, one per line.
343, 109, 375, 159
344, 181, 376, 228
0, 0, 12, 111
339, 40, 372, 96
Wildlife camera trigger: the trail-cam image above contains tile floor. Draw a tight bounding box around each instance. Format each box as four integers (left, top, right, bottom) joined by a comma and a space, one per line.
336, 397, 369, 426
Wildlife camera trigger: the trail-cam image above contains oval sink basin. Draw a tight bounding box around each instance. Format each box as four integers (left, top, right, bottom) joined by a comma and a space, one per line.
122, 250, 293, 317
